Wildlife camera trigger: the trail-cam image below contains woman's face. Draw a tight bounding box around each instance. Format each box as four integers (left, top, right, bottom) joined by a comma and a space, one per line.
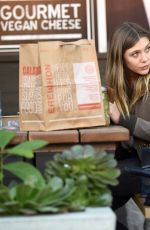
123, 37, 150, 76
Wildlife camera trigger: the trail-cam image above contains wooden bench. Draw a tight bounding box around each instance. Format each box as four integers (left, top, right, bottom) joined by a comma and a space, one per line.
27, 125, 129, 172
9, 131, 28, 145
9, 125, 130, 174
28, 129, 79, 153
28, 125, 129, 152
79, 126, 129, 151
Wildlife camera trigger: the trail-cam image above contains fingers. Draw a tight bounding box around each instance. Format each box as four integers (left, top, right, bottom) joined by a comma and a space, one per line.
109, 102, 120, 124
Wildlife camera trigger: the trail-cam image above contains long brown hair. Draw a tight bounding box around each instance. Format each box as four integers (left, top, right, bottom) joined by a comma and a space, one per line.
105, 22, 150, 116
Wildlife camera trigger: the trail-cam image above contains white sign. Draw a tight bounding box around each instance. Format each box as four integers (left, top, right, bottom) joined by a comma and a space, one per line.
143, 0, 150, 27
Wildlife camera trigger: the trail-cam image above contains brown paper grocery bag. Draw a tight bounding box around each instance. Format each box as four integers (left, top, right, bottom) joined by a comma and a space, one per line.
19, 40, 109, 131
19, 43, 45, 131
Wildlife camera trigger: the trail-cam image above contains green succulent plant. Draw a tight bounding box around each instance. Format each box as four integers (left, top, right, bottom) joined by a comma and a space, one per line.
0, 130, 82, 215
45, 145, 120, 207
0, 129, 120, 215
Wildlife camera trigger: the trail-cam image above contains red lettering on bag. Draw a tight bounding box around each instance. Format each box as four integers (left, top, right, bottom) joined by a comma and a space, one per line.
22, 66, 41, 75
45, 64, 55, 113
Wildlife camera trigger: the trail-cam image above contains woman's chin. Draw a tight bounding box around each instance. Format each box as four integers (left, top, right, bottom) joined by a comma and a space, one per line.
138, 69, 150, 76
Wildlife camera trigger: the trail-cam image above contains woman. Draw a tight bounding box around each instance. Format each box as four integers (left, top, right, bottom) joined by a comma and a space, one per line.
105, 22, 150, 229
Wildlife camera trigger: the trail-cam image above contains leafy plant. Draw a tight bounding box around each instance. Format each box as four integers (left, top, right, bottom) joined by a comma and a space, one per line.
45, 145, 120, 207
0, 130, 120, 215
0, 130, 88, 215
0, 129, 47, 186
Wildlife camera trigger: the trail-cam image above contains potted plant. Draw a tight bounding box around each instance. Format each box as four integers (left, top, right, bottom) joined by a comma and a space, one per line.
0, 129, 120, 230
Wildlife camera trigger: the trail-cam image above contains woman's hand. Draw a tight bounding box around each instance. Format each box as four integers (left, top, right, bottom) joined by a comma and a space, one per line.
109, 102, 120, 124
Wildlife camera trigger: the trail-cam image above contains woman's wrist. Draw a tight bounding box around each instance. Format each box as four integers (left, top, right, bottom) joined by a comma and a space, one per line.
119, 114, 137, 135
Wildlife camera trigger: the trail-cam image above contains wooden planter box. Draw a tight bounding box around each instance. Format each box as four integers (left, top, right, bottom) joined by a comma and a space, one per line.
0, 207, 116, 230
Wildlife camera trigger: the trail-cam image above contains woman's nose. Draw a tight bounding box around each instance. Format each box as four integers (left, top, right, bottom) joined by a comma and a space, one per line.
140, 52, 149, 62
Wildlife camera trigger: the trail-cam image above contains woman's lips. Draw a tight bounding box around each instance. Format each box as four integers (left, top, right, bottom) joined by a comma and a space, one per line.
140, 65, 149, 70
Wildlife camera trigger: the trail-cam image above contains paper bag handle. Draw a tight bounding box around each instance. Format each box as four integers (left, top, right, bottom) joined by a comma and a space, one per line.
59, 39, 93, 46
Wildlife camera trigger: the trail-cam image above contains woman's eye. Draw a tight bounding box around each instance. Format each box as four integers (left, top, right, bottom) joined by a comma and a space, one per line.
145, 46, 150, 53
132, 52, 138, 58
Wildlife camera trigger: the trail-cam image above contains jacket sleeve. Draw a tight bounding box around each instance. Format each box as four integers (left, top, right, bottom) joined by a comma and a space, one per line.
119, 115, 150, 142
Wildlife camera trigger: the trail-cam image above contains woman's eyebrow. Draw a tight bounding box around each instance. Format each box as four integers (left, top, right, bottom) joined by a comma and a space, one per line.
129, 49, 140, 55
129, 42, 150, 54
